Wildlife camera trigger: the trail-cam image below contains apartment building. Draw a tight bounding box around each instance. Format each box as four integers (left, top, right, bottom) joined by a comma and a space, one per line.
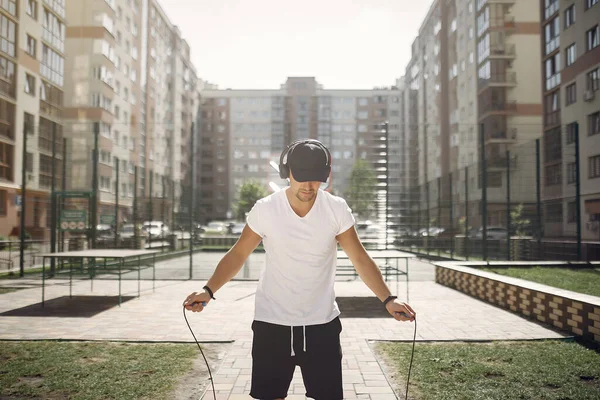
143, 0, 198, 224
62, 0, 197, 229
197, 77, 404, 223
476, 0, 542, 227
404, 0, 542, 231
63, 0, 141, 225
0, 0, 65, 238
541, 0, 600, 240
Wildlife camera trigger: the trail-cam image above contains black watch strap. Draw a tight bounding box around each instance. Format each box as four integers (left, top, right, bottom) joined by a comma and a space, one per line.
383, 295, 397, 306
203, 285, 216, 300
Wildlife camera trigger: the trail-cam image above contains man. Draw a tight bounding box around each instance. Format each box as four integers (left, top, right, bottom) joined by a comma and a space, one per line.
184, 139, 416, 400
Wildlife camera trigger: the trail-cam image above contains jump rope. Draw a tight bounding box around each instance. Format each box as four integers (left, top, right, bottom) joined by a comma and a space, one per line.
184, 305, 417, 400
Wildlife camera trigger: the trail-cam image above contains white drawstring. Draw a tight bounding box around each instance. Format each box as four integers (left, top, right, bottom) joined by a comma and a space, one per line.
290, 326, 295, 356
290, 326, 307, 356
303, 326, 307, 352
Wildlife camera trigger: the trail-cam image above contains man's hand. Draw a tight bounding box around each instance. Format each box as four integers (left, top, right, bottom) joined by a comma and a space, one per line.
386, 300, 416, 322
183, 291, 211, 312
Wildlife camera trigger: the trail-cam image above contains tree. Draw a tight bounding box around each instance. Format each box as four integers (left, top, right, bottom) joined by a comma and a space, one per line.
233, 180, 269, 221
345, 159, 377, 218
511, 203, 531, 237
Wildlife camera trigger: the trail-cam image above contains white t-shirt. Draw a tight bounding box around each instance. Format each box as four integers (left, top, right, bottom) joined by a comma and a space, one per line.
246, 188, 355, 326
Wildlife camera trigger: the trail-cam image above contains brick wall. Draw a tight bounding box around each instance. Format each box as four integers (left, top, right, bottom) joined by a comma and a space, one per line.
435, 263, 600, 344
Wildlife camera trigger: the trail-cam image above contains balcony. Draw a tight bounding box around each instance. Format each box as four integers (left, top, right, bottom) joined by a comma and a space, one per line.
478, 72, 517, 92
479, 101, 517, 116
490, 43, 516, 58
40, 100, 62, 120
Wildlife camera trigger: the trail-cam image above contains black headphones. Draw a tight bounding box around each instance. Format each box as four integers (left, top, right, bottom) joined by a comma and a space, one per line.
278, 139, 332, 180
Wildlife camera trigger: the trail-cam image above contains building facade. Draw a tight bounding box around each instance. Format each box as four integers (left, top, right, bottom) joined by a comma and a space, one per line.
197, 77, 404, 223
62, 0, 198, 230
404, 0, 542, 233
541, 0, 600, 240
0, 0, 65, 238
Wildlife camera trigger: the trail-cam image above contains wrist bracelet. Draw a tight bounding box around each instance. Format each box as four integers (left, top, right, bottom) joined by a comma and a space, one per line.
203, 285, 216, 300
383, 295, 397, 306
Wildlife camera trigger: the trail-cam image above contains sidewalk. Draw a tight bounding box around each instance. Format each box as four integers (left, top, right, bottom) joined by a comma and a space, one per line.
0, 260, 567, 399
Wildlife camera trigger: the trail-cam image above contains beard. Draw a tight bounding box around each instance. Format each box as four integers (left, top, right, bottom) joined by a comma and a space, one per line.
295, 188, 316, 203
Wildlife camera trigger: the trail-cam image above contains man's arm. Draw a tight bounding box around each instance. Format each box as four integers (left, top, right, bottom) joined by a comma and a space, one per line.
204, 225, 262, 293
336, 226, 392, 301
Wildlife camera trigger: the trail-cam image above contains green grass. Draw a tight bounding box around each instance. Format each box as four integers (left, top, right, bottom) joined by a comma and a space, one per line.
0, 341, 199, 400
0, 287, 22, 294
481, 267, 600, 297
376, 340, 600, 400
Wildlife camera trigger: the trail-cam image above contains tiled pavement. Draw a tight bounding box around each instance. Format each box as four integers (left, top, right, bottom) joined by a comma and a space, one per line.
0, 260, 567, 399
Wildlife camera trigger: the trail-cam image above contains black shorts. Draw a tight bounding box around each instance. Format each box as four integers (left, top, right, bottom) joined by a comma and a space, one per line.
250, 317, 343, 400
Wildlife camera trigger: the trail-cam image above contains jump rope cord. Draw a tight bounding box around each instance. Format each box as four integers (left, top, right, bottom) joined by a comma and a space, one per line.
402, 317, 417, 400
184, 305, 416, 400
183, 306, 216, 399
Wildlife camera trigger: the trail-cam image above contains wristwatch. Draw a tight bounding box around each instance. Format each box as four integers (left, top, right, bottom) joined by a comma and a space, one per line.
383, 295, 397, 306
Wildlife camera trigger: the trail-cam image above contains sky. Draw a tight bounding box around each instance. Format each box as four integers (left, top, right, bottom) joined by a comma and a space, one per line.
160, 0, 434, 90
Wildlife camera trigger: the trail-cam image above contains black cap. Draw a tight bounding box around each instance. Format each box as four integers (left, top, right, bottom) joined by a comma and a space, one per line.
288, 142, 330, 182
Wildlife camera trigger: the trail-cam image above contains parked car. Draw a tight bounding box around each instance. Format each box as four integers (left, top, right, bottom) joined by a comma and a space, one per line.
202, 221, 227, 236
120, 224, 148, 239
230, 223, 246, 236
475, 227, 508, 240
142, 221, 169, 239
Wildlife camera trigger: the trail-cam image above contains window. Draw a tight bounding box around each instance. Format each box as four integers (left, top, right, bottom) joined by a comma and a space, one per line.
589, 112, 600, 136
545, 0, 559, 19
42, 8, 65, 52
565, 43, 576, 66
545, 53, 561, 90
567, 202, 577, 223
587, 25, 599, 51
25, 35, 36, 57
24, 112, 35, 135
544, 17, 560, 55
587, 0, 599, 10
545, 202, 563, 223
27, 0, 37, 19
567, 162, 576, 184
0, 14, 16, 57
0, 0, 16, 16
566, 122, 577, 144
589, 154, 600, 179
544, 128, 562, 162
565, 83, 576, 106
0, 142, 13, 180
0, 190, 6, 216
0, 56, 16, 98
24, 74, 35, 95
41, 44, 64, 87
588, 68, 600, 91
564, 4, 575, 28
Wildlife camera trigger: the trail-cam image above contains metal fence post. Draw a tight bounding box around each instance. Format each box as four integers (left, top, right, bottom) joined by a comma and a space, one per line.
91, 122, 100, 249
465, 166, 469, 261
115, 156, 119, 248
575, 123, 581, 261
480, 124, 488, 261
449, 172, 454, 258
50, 121, 57, 273
133, 166, 138, 247
536, 139, 542, 258
506, 150, 511, 261
60, 138, 67, 252
426, 181, 430, 254
437, 176, 441, 256
19, 119, 28, 277
189, 122, 195, 279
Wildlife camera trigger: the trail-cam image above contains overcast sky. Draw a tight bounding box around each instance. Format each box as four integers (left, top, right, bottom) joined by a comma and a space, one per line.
160, 0, 433, 89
